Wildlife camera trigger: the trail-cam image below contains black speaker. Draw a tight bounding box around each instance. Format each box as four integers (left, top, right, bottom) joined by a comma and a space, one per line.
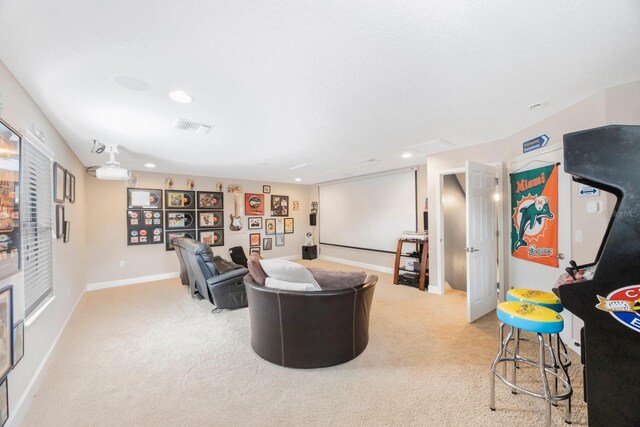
310, 213, 317, 226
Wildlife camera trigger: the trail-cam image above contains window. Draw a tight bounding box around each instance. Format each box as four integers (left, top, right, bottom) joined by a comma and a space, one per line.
22, 136, 54, 317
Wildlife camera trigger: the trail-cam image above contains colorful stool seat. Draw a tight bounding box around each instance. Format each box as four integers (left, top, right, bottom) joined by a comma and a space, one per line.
497, 301, 564, 334
507, 288, 563, 313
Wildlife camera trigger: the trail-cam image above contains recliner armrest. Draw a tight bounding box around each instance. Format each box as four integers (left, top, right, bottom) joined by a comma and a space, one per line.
206, 268, 249, 286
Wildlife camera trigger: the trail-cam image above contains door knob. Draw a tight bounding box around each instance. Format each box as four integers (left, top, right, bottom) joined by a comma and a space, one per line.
557, 253, 565, 260
465, 247, 479, 253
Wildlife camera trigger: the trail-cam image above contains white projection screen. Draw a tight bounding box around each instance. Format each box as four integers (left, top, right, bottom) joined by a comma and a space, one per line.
319, 169, 417, 253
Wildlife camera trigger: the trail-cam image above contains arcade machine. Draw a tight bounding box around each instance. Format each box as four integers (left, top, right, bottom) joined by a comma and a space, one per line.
555, 125, 640, 426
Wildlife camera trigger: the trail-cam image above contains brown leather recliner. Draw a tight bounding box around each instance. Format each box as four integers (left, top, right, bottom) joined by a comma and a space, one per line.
243, 274, 377, 369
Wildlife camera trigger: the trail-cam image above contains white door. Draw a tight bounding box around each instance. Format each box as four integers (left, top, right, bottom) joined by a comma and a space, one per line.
508, 146, 576, 350
466, 161, 498, 322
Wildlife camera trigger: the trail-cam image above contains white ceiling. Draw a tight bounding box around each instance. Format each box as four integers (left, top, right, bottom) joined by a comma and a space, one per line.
1, 1, 639, 184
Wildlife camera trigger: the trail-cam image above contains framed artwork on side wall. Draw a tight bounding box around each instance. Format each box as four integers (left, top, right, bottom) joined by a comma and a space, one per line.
249, 233, 260, 247
127, 188, 162, 210
245, 193, 264, 216
199, 229, 224, 247
0, 286, 13, 382
284, 218, 294, 234
275, 234, 285, 247
13, 320, 24, 367
165, 190, 195, 210
263, 238, 272, 251
0, 379, 6, 427
197, 191, 223, 209
270, 195, 289, 216
53, 162, 65, 203
265, 219, 276, 235
198, 211, 223, 229
248, 217, 262, 230
0, 121, 20, 282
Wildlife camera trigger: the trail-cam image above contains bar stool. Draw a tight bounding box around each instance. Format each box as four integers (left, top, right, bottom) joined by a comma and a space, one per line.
490, 302, 572, 426
507, 288, 572, 371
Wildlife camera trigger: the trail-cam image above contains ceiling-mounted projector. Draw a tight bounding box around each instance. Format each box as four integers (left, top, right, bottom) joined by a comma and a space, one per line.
95, 145, 130, 180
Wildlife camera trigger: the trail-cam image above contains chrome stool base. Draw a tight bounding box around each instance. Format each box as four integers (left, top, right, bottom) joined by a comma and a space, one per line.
490, 323, 572, 426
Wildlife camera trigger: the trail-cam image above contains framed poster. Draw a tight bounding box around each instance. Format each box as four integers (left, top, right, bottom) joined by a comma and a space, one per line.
292, 201, 299, 211
245, 193, 264, 216
141, 210, 160, 226
12, 320, 23, 367
265, 219, 276, 235
262, 185, 271, 194
69, 174, 76, 203
284, 218, 294, 234
127, 188, 162, 209
249, 233, 260, 247
56, 204, 65, 239
199, 229, 224, 247
0, 379, 6, 427
271, 195, 289, 216
63, 221, 70, 243
64, 170, 73, 201
275, 218, 285, 234
197, 191, 223, 210
248, 217, 262, 230
165, 211, 195, 229
275, 234, 285, 247
0, 121, 20, 282
165, 190, 195, 210
166, 230, 195, 251
250, 246, 260, 255
53, 162, 65, 204
263, 238, 272, 251
198, 211, 223, 229
0, 286, 13, 381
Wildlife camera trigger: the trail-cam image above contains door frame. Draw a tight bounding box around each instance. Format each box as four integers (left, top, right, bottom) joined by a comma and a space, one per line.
435, 163, 505, 302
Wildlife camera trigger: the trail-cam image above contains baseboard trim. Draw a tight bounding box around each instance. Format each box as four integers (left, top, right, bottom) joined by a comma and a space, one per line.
272, 255, 299, 261
8, 288, 84, 426
317, 255, 394, 274
86, 272, 180, 292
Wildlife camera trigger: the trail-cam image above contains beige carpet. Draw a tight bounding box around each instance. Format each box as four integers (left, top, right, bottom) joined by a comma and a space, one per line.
23, 259, 587, 426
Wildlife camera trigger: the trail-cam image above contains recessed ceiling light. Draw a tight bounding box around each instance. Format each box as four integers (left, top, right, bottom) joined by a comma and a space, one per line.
112, 76, 150, 92
294, 178, 302, 182
144, 163, 156, 168
401, 152, 413, 159
529, 102, 546, 110
169, 90, 193, 104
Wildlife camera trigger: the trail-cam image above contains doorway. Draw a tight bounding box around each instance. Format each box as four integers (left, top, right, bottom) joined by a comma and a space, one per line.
436, 162, 504, 322
442, 173, 467, 292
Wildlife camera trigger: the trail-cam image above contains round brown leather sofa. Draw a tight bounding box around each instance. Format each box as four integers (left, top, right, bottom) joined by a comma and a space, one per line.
243, 274, 377, 369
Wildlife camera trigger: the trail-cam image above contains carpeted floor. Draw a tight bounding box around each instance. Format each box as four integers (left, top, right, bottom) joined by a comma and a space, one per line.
23, 259, 587, 426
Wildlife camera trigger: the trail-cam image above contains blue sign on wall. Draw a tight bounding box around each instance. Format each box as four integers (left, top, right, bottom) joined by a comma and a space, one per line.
523, 134, 550, 153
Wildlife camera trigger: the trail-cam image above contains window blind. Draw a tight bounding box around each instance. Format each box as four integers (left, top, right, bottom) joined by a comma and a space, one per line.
22, 138, 53, 317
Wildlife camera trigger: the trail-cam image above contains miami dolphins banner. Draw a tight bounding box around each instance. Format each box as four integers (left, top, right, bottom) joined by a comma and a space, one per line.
510, 164, 559, 267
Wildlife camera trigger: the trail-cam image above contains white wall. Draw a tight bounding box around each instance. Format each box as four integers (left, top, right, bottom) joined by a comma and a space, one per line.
85, 172, 311, 286
0, 61, 87, 425
316, 164, 428, 273
427, 80, 640, 294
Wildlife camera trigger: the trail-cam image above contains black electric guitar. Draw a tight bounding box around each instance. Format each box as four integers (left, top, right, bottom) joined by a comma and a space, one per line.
229, 192, 242, 231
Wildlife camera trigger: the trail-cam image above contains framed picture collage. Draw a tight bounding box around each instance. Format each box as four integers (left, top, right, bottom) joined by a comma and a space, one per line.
244, 188, 297, 255
127, 188, 226, 250
126, 188, 164, 246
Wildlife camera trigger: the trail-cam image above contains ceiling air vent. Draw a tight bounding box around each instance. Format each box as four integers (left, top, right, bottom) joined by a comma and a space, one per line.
407, 139, 455, 154
173, 118, 213, 135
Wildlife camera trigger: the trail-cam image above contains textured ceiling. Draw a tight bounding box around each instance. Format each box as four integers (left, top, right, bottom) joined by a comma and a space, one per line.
0, 0, 639, 184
